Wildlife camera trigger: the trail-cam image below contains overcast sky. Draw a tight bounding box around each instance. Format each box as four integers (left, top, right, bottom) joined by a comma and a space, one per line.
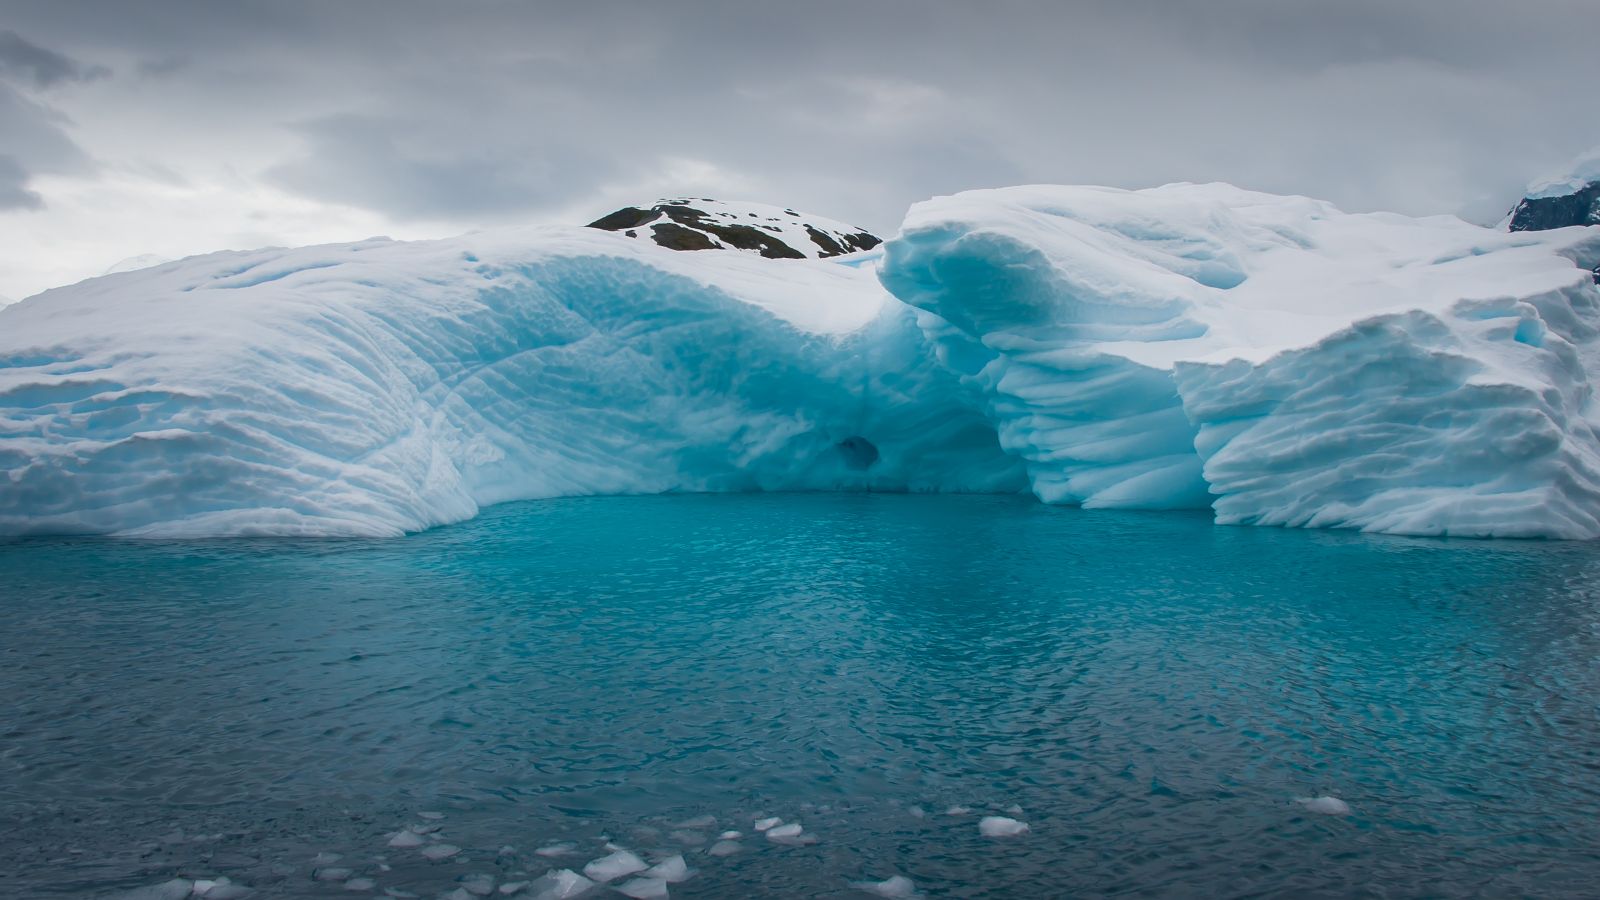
0, 0, 1596, 300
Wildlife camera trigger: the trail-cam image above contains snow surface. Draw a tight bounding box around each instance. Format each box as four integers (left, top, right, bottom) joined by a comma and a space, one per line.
5, 182, 1600, 538
882, 183, 1600, 538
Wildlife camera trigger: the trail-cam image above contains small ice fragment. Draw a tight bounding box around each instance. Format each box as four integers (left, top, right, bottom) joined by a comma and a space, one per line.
111, 880, 194, 900
421, 844, 462, 861
615, 878, 669, 900
498, 882, 528, 896
535, 842, 578, 858
706, 841, 741, 857
753, 817, 781, 832
345, 878, 376, 891
523, 868, 595, 900
1296, 796, 1352, 816
407, 823, 442, 835
716, 831, 741, 840
1005, 804, 1023, 816
611, 877, 662, 896
766, 823, 802, 840
672, 815, 716, 829
313, 853, 344, 865
460, 873, 496, 896
907, 806, 926, 819
203, 885, 252, 900
388, 831, 427, 848
192, 880, 217, 895
315, 867, 354, 881
418, 811, 446, 820
582, 850, 647, 883
498, 846, 516, 856
643, 855, 692, 883
849, 875, 922, 898
978, 816, 1030, 838
943, 806, 970, 816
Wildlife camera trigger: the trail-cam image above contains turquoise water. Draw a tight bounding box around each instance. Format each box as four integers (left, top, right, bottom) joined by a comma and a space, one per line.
3, 494, 1600, 898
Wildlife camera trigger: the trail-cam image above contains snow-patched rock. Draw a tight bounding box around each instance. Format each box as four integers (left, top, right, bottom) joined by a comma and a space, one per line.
0, 225, 1019, 537
1510, 146, 1600, 233
588, 199, 881, 260
880, 183, 1600, 538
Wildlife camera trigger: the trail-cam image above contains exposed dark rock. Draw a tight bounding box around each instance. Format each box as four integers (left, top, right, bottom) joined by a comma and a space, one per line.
649, 222, 719, 251
1508, 182, 1600, 232
587, 206, 662, 230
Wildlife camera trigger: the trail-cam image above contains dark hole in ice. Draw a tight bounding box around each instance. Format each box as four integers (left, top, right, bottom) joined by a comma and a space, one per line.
837, 436, 880, 470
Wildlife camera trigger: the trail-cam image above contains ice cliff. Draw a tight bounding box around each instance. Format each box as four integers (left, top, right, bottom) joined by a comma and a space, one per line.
4, 185, 1600, 538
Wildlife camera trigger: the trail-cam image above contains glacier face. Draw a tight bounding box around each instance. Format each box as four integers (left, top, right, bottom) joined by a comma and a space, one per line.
0, 229, 1021, 537
881, 183, 1600, 538
5, 183, 1600, 538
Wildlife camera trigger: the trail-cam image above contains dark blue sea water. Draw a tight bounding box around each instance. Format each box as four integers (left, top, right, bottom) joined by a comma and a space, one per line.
3, 494, 1600, 898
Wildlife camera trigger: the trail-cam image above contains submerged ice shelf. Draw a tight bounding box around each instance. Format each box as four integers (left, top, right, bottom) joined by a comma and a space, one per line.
3, 185, 1600, 538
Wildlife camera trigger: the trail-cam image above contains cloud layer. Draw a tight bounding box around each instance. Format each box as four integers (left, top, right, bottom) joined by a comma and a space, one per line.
0, 0, 1596, 299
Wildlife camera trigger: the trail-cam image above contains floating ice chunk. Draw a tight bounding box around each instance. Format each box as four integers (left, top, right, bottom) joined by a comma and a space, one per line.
460, 873, 496, 895
498, 882, 528, 896
313, 853, 344, 865
418, 811, 446, 820
534, 842, 578, 857
315, 867, 354, 881
615, 878, 670, 900
706, 841, 741, 857
1296, 796, 1352, 816
344, 878, 376, 891
906, 806, 926, 819
1004, 804, 1023, 816
643, 855, 692, 883
716, 831, 742, 840
201, 884, 252, 900
943, 806, 970, 816
191, 880, 217, 895
524, 868, 595, 900
421, 844, 462, 861
672, 815, 716, 829
753, 817, 782, 832
978, 816, 1030, 838
407, 823, 442, 835
849, 875, 922, 898
582, 850, 647, 883
388, 830, 428, 848
111, 881, 194, 900
766, 822, 802, 840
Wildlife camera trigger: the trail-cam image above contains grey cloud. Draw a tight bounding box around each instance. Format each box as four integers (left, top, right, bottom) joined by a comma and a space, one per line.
0, 29, 109, 88
266, 114, 616, 220
0, 0, 1596, 231
0, 155, 42, 209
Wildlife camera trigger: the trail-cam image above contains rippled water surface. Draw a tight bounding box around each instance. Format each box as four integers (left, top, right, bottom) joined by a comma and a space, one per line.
4, 494, 1600, 898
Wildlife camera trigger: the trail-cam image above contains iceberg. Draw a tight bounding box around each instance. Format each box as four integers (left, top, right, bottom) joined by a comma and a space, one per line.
0, 224, 1020, 537
3, 184, 1600, 539
881, 183, 1600, 538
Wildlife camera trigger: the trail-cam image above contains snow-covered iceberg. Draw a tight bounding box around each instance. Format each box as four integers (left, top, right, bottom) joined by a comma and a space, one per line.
5, 183, 1600, 538
0, 227, 1020, 536
881, 183, 1600, 538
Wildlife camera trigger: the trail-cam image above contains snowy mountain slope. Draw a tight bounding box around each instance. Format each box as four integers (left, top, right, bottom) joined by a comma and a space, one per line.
0, 228, 1020, 537
880, 183, 1600, 537
588, 199, 881, 260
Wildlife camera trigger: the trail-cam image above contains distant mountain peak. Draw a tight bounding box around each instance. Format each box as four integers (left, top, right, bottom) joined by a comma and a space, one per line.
587, 199, 881, 260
